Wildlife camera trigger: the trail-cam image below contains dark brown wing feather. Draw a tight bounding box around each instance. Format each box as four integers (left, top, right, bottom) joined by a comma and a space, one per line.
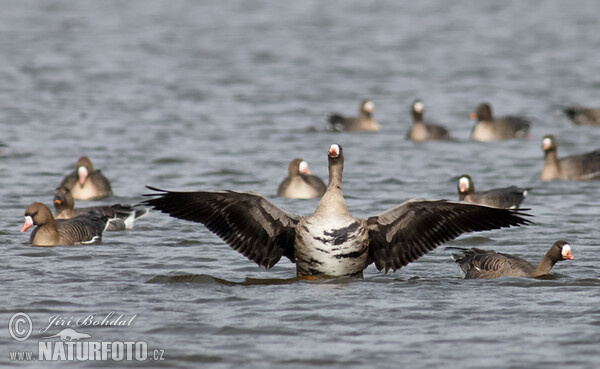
451, 247, 534, 278
366, 199, 532, 273
56, 214, 107, 245
142, 186, 300, 268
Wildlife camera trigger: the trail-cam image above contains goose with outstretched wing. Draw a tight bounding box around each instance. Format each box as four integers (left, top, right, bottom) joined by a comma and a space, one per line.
143, 144, 531, 278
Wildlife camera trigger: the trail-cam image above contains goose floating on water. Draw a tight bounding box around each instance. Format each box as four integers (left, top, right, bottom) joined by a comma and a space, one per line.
143, 144, 531, 278
470, 102, 531, 141
60, 156, 113, 200
406, 99, 450, 142
277, 158, 327, 199
449, 240, 574, 279
21, 202, 107, 246
54, 186, 147, 231
327, 99, 380, 132
541, 134, 600, 181
457, 174, 528, 209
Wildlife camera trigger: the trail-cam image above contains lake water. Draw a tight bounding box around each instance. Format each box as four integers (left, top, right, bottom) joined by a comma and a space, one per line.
1, 1, 599, 368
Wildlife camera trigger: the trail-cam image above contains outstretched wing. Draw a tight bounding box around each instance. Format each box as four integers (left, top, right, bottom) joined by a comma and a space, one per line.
366, 199, 532, 273
142, 186, 301, 268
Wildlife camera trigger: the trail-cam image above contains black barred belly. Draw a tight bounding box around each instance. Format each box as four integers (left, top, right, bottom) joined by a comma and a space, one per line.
294, 219, 369, 277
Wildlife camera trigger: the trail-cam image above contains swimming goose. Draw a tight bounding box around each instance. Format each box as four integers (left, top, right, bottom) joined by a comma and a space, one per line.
470, 103, 531, 141
277, 158, 327, 199
563, 105, 600, 126
458, 174, 528, 209
406, 99, 450, 142
54, 186, 147, 231
327, 99, 381, 132
541, 134, 600, 181
60, 156, 113, 200
142, 144, 531, 278
20, 202, 107, 246
450, 240, 574, 279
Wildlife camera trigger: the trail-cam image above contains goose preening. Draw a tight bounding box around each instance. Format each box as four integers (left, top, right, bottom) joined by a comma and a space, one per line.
563, 105, 600, 126
54, 186, 147, 231
458, 174, 528, 209
470, 102, 531, 141
406, 99, 450, 142
449, 240, 574, 279
20, 202, 107, 246
277, 158, 327, 199
327, 99, 381, 132
60, 156, 112, 200
541, 134, 600, 181
142, 144, 531, 278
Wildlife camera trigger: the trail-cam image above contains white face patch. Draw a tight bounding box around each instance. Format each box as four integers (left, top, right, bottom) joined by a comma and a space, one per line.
363, 101, 374, 113
299, 160, 310, 174
328, 144, 340, 158
458, 177, 471, 192
413, 101, 424, 113
24, 215, 33, 226
561, 243, 572, 258
78, 166, 89, 184
542, 137, 552, 150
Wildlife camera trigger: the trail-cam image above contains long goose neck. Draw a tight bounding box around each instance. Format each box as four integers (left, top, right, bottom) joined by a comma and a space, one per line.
544, 150, 560, 171
316, 161, 347, 215
412, 110, 423, 123
533, 248, 560, 276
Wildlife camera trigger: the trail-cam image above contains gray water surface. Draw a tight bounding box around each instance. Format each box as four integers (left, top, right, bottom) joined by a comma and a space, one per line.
1, 1, 599, 368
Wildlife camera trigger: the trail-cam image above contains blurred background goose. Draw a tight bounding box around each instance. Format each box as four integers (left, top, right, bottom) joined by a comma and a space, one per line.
60, 156, 113, 200
406, 99, 450, 142
541, 134, 600, 180
327, 99, 380, 132
470, 102, 531, 141
277, 158, 327, 199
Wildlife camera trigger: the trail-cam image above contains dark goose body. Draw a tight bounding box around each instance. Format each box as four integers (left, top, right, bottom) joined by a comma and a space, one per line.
54, 186, 147, 231
458, 174, 528, 209
563, 105, 600, 126
450, 240, 574, 279
327, 99, 380, 132
541, 134, 600, 181
470, 103, 531, 141
60, 156, 113, 200
21, 202, 107, 246
143, 144, 531, 278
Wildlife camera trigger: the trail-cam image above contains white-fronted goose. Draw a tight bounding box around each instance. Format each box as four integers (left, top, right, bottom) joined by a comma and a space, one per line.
450, 240, 574, 279
20, 202, 107, 246
142, 144, 531, 278
563, 105, 600, 126
406, 99, 450, 142
470, 103, 531, 141
277, 158, 327, 199
458, 174, 528, 209
54, 186, 147, 231
327, 99, 381, 132
541, 134, 600, 181
60, 156, 112, 200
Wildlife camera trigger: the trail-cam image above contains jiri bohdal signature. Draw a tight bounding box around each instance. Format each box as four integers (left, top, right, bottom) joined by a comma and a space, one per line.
39, 312, 137, 333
